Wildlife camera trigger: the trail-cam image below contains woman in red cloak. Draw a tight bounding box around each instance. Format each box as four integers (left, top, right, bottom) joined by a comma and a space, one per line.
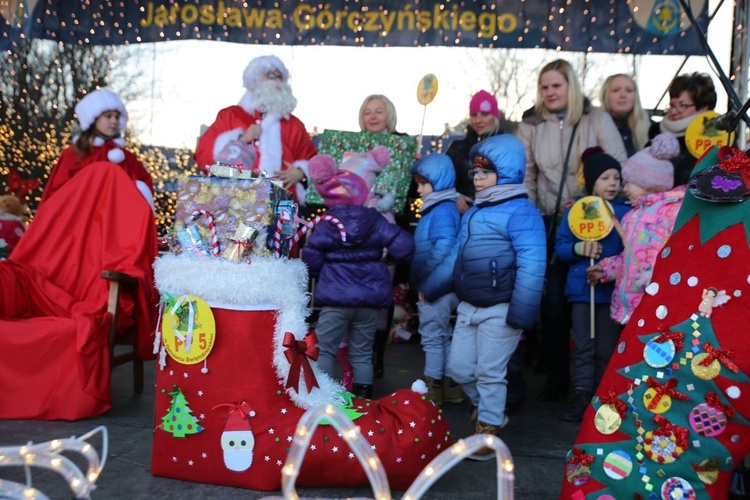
0, 89, 158, 420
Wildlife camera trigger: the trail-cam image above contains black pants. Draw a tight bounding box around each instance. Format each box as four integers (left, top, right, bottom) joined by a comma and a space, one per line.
540, 217, 571, 394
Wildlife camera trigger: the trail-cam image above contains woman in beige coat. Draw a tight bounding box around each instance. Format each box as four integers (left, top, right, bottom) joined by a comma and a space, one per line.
516, 59, 626, 402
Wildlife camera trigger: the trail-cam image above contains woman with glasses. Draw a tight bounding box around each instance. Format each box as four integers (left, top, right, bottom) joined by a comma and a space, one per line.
649, 72, 717, 186
599, 74, 651, 157
516, 59, 627, 402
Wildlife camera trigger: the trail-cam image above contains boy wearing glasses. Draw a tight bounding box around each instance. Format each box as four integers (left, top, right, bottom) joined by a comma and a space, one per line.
650, 72, 717, 186
448, 134, 546, 460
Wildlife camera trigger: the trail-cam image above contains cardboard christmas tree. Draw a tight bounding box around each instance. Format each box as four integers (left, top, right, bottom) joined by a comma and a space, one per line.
561, 146, 750, 498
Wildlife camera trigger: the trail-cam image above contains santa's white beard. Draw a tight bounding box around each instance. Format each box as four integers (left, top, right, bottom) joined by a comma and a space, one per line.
250, 80, 297, 117
223, 448, 254, 472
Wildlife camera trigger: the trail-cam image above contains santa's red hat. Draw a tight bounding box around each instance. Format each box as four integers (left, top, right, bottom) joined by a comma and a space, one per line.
224, 403, 254, 432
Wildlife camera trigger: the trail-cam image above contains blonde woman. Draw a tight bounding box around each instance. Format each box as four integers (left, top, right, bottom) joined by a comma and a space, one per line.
359, 94, 399, 134
599, 74, 650, 156
516, 59, 626, 402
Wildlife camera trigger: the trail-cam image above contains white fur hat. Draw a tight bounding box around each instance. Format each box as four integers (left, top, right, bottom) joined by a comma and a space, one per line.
75, 89, 128, 132
242, 55, 289, 90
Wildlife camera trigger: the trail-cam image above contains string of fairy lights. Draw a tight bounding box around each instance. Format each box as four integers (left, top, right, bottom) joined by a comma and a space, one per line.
280, 404, 515, 499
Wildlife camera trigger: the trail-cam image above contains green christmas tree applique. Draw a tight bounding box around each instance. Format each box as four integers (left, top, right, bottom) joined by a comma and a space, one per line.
161, 385, 204, 437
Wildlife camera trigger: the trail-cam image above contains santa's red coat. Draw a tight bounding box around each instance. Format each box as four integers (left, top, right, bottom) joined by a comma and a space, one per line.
194, 106, 316, 203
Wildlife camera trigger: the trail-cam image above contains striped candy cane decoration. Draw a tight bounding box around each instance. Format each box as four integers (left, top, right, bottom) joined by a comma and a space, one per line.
273, 208, 293, 259
190, 210, 220, 257
293, 214, 347, 245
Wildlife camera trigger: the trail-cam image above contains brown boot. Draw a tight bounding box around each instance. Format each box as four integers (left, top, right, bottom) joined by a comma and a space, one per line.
468, 419, 506, 461
441, 377, 465, 404
424, 376, 443, 406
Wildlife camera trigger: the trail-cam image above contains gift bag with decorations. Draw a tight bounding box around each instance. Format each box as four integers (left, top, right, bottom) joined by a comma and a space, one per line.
173, 174, 293, 258
560, 146, 750, 499
306, 130, 418, 213
151, 254, 452, 491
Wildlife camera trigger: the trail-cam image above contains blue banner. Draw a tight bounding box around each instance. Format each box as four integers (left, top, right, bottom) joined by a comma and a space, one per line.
1, 0, 708, 54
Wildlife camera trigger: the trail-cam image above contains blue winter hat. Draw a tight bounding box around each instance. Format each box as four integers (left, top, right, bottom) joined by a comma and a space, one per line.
469, 135, 526, 185
411, 154, 456, 191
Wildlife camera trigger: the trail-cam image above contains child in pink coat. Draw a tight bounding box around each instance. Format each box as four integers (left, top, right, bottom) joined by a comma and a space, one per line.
587, 133, 685, 325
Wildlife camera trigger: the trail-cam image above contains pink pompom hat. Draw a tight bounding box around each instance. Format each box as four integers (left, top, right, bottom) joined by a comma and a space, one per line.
309, 155, 369, 206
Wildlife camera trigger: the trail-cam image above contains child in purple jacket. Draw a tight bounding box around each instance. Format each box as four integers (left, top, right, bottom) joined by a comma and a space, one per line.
303, 152, 414, 398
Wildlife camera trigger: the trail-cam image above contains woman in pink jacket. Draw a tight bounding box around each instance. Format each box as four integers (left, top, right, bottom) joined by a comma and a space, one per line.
587, 133, 685, 324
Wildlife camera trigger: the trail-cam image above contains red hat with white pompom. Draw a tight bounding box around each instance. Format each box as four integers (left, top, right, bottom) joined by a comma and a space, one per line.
74, 89, 128, 133
223, 404, 255, 433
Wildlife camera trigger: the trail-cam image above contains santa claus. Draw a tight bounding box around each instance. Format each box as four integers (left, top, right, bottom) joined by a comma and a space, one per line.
194, 55, 317, 205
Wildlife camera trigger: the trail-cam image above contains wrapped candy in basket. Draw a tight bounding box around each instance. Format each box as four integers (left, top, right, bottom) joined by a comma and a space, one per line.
222, 223, 260, 264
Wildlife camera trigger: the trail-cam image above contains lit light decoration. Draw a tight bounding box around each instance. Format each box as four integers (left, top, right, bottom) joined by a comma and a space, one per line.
401, 433, 515, 499
278, 405, 391, 500
0, 426, 108, 500
271, 404, 515, 500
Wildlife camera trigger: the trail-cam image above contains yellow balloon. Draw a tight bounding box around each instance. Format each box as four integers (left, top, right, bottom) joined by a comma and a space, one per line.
568, 196, 615, 241
417, 74, 439, 105
161, 294, 216, 365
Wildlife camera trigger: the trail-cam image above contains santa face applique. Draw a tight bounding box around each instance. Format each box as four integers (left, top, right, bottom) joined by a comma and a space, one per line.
221, 430, 255, 472
220, 405, 256, 472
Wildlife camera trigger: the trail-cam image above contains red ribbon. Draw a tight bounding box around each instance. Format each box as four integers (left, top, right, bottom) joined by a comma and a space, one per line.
705, 391, 736, 418
653, 415, 690, 450
700, 342, 739, 373
568, 446, 595, 467
719, 146, 750, 187
599, 388, 628, 419
228, 238, 254, 260
6, 167, 41, 200
653, 326, 684, 352
283, 331, 320, 393
645, 377, 689, 410
212, 401, 253, 418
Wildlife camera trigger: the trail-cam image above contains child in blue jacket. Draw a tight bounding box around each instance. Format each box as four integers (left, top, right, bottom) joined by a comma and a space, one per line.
410, 154, 462, 406
448, 134, 546, 460
303, 152, 414, 399
554, 147, 630, 422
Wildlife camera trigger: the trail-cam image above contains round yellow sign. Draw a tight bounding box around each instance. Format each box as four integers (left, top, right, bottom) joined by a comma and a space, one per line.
568, 196, 614, 241
417, 74, 439, 105
161, 294, 216, 365
685, 111, 732, 159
